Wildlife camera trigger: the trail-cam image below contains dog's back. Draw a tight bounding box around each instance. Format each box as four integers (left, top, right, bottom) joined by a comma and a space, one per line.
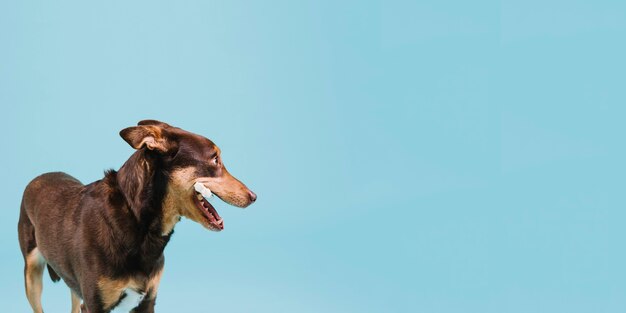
21, 172, 82, 230
19, 172, 83, 254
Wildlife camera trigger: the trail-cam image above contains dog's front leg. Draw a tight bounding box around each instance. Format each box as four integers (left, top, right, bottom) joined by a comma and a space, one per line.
133, 261, 163, 313
80, 284, 110, 313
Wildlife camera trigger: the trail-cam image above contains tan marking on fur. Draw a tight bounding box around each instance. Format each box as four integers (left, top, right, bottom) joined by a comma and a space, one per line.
161, 183, 182, 235
170, 167, 196, 190
98, 277, 129, 310
160, 167, 195, 235
162, 167, 214, 233
25, 248, 45, 313
71, 290, 81, 313
145, 267, 164, 299
98, 277, 145, 310
163, 165, 252, 232
197, 170, 251, 208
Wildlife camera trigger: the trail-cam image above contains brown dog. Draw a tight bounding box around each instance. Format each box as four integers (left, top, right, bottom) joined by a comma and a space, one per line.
17, 120, 256, 313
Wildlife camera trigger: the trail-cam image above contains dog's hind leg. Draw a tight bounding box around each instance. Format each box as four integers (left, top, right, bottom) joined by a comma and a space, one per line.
71, 290, 81, 313
24, 247, 46, 313
19, 205, 46, 313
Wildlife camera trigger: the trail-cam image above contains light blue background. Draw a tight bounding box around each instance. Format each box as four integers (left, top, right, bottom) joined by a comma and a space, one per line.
1, 1, 625, 312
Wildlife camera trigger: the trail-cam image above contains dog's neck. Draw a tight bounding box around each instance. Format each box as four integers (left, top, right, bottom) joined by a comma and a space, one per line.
115, 149, 172, 264
118, 150, 161, 218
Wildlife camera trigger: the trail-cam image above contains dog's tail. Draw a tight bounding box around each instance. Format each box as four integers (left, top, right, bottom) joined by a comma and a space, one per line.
47, 264, 61, 283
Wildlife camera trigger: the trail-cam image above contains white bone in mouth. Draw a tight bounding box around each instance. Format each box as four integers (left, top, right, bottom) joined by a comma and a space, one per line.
194, 182, 213, 199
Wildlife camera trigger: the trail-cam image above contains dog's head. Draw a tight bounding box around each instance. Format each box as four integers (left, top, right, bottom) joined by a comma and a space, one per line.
120, 120, 256, 233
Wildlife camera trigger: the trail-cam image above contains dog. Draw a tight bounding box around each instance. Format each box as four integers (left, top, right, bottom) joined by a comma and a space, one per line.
18, 120, 256, 313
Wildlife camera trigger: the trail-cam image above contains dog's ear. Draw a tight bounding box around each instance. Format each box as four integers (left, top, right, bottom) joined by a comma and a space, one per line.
119, 125, 171, 152
137, 119, 171, 128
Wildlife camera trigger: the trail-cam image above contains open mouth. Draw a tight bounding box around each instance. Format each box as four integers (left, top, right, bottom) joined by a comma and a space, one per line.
192, 190, 224, 230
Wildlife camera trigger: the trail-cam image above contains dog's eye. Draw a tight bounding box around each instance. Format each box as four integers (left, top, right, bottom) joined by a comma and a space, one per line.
213, 156, 219, 165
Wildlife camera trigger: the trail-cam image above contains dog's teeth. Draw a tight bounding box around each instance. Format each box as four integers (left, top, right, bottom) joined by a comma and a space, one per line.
196, 193, 203, 200
216, 218, 223, 224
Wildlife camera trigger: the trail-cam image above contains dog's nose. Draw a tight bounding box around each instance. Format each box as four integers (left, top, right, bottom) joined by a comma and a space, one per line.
248, 190, 257, 202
